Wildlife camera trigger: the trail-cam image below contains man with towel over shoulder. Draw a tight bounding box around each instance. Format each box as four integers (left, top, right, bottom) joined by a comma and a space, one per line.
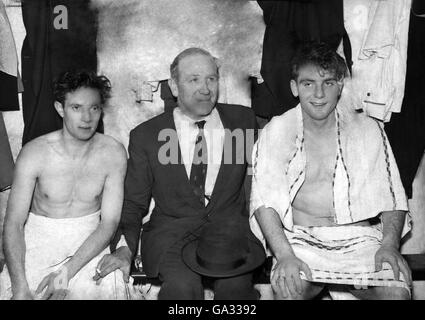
250, 41, 412, 300
0, 70, 128, 300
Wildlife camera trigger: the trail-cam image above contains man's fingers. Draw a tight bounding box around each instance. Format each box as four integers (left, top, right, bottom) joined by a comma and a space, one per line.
41, 285, 54, 300
99, 262, 119, 278
95, 261, 119, 285
292, 273, 303, 295
271, 273, 288, 299
286, 275, 298, 298
94, 258, 116, 279
301, 262, 313, 281
388, 257, 400, 281
50, 289, 67, 300
399, 259, 412, 285
279, 277, 289, 298
96, 254, 108, 271
96, 277, 104, 286
122, 267, 130, 283
375, 255, 383, 272
36, 275, 50, 294
270, 272, 280, 293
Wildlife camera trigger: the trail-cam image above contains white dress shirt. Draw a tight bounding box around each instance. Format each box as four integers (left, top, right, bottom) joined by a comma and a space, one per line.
173, 107, 225, 205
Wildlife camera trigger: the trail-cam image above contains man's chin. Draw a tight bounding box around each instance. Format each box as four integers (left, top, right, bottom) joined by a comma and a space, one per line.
73, 132, 96, 141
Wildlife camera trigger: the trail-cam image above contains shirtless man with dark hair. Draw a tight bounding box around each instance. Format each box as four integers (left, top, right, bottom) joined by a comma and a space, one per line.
0, 70, 128, 300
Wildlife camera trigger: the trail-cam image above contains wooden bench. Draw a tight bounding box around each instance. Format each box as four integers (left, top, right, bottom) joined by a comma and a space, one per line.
131, 254, 425, 285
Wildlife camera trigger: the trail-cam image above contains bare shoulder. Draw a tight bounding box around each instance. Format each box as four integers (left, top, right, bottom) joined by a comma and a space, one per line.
92, 133, 127, 167
16, 131, 59, 169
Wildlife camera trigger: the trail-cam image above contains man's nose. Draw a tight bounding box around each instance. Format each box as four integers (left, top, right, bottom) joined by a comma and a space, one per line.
314, 84, 325, 99
81, 110, 91, 122
199, 80, 211, 95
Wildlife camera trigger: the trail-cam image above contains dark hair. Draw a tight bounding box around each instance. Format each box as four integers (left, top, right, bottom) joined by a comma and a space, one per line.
170, 47, 219, 81
291, 41, 348, 81
53, 70, 112, 105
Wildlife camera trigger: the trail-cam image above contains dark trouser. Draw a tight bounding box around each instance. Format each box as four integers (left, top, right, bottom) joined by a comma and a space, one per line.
157, 236, 258, 300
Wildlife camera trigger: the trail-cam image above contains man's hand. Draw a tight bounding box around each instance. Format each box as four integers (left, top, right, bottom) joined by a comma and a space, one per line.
375, 244, 412, 286
271, 254, 312, 299
35, 266, 69, 300
93, 246, 132, 285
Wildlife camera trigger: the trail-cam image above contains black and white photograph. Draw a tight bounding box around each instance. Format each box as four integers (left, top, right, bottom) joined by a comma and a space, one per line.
0, 0, 424, 307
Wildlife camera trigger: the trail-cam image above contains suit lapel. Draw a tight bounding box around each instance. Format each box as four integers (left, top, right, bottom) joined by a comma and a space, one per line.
163, 111, 192, 188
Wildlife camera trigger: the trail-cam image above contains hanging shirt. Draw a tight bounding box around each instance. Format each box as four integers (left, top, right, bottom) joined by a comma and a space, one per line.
0, 0, 19, 111
173, 107, 225, 204
344, 0, 411, 122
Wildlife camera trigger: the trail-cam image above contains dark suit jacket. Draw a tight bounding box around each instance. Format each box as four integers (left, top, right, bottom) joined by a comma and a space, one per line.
111, 103, 261, 277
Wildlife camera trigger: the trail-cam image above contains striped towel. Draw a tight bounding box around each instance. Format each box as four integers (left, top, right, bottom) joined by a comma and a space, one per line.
274, 225, 410, 295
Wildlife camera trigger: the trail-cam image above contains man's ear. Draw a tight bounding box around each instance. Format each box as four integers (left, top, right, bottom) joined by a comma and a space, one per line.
168, 78, 178, 98
290, 79, 299, 98
54, 101, 65, 118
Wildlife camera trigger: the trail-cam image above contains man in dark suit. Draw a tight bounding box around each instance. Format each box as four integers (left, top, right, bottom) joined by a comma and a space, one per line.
94, 47, 264, 300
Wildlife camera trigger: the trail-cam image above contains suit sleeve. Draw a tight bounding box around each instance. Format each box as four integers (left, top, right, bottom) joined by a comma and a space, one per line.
111, 129, 153, 257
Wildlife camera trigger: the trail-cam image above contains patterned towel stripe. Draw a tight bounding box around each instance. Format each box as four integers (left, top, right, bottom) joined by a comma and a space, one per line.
309, 267, 394, 276
312, 276, 404, 284
284, 138, 305, 220
336, 110, 353, 222
331, 152, 340, 224
288, 138, 305, 193
291, 236, 369, 251
376, 121, 397, 210
297, 228, 366, 244
286, 136, 300, 175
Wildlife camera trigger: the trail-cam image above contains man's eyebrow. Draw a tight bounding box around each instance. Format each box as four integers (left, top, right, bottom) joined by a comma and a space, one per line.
323, 77, 338, 81
298, 76, 338, 82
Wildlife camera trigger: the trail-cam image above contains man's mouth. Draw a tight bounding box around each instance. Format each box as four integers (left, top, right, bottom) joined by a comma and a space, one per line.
311, 102, 327, 107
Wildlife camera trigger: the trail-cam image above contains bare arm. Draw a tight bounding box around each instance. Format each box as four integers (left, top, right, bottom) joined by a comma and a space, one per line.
61, 143, 127, 280
375, 210, 411, 284
255, 206, 294, 260
255, 206, 312, 298
381, 210, 406, 248
110, 129, 153, 256
94, 129, 153, 283
3, 143, 40, 298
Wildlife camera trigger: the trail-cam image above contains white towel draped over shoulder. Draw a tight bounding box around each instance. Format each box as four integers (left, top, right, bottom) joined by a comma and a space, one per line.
249, 98, 411, 252
0, 211, 127, 300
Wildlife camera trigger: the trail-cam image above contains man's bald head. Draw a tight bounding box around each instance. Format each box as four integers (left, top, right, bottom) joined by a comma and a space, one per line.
170, 47, 219, 81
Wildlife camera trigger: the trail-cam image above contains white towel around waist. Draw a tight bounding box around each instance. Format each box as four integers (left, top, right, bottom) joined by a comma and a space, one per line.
273, 225, 410, 293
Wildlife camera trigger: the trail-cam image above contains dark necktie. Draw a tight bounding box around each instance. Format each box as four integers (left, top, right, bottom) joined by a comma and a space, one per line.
190, 120, 208, 206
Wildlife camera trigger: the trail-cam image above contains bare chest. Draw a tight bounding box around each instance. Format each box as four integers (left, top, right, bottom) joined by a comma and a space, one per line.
304, 136, 337, 184
35, 156, 107, 204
